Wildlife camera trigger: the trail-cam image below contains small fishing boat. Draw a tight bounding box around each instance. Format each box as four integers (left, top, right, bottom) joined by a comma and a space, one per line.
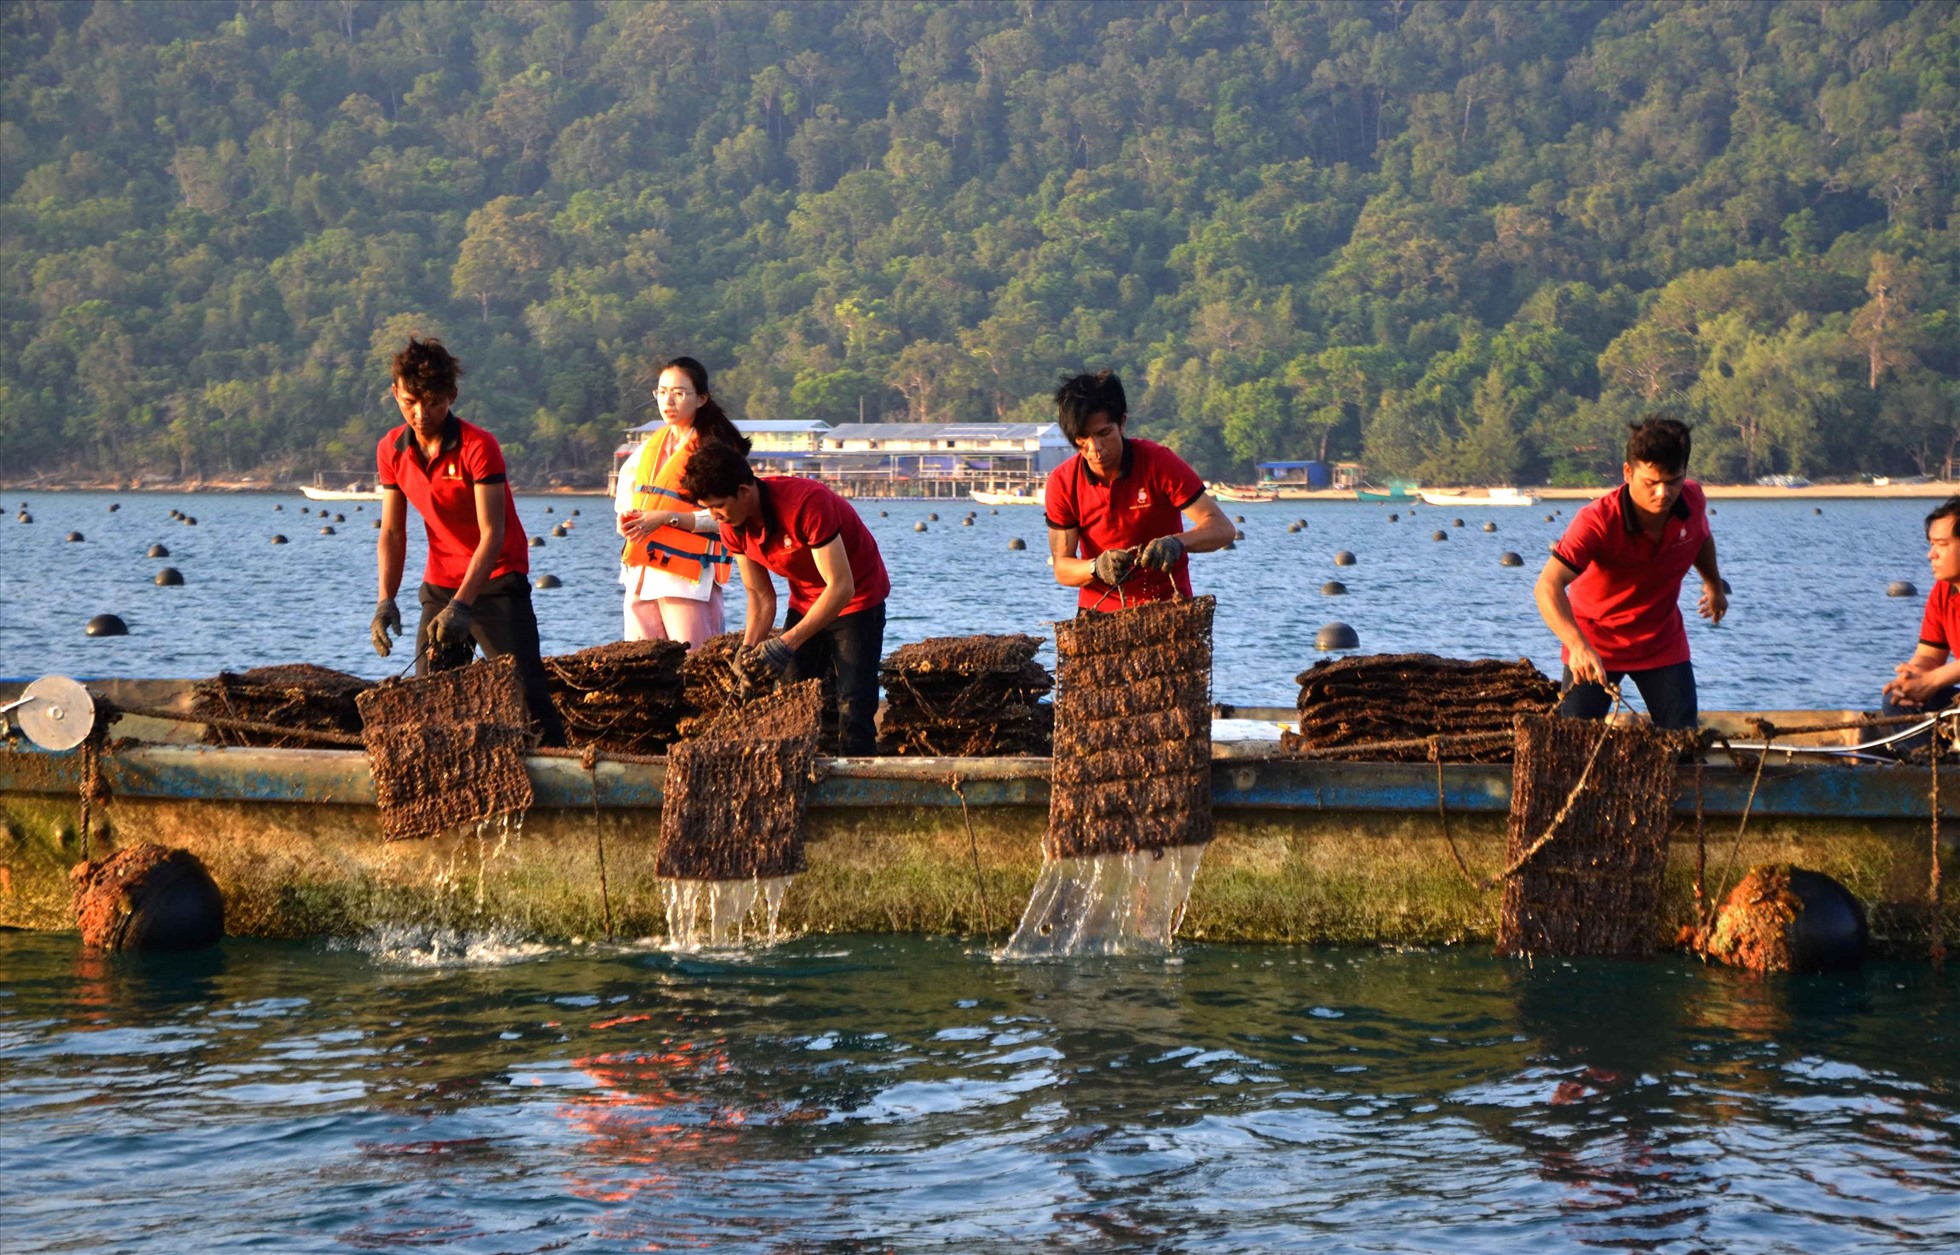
1209, 484, 1278, 503
1418, 487, 1538, 507
299, 482, 383, 502
969, 486, 1044, 507
1354, 479, 1419, 503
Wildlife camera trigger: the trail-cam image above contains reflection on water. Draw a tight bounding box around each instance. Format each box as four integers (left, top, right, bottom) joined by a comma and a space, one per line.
2, 932, 1953, 1252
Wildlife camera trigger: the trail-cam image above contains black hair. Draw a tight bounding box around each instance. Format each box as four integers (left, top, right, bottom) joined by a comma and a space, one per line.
393, 337, 461, 399
679, 438, 758, 502
1925, 495, 1960, 537
1054, 370, 1128, 443
1625, 414, 1691, 474
660, 356, 752, 455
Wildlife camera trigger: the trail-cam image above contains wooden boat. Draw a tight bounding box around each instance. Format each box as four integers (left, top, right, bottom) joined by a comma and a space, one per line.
299, 483, 383, 502
969, 486, 1044, 507
1209, 484, 1278, 503
2, 683, 1951, 953
1419, 487, 1538, 508
1354, 479, 1419, 502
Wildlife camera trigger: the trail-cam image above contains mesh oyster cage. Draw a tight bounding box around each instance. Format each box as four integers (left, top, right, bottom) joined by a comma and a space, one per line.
190, 663, 372, 748
356, 656, 537, 841
878, 634, 1054, 756
543, 639, 688, 755
1282, 653, 1558, 762
657, 680, 824, 880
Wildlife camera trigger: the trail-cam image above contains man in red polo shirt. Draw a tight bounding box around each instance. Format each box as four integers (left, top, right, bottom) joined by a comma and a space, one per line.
1881, 496, 1960, 721
1044, 370, 1234, 612
371, 336, 565, 745
680, 441, 891, 755
1534, 415, 1726, 730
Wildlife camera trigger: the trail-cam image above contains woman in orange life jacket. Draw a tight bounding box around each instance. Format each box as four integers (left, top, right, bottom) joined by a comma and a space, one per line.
614, 357, 752, 647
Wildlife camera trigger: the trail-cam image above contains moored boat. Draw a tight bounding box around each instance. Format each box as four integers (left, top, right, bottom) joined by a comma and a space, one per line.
1418, 487, 1539, 507
969, 486, 1044, 506
1354, 478, 1419, 502
1209, 484, 1278, 503
299, 483, 383, 502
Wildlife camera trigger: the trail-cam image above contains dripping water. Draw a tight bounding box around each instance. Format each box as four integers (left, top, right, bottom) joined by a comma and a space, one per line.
997, 844, 1208, 960
660, 876, 795, 951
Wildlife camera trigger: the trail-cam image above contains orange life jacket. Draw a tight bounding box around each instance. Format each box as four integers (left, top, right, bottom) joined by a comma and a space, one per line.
621, 431, 733, 586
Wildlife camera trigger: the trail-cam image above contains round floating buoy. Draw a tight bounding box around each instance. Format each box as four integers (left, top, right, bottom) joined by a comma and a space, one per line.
275, 503, 283, 511
1813, 507, 1822, 515
1452, 518, 1464, 528
571, 509, 580, 516
928, 512, 939, 521
1315, 622, 1359, 651
108, 503, 120, 512
1432, 530, 1447, 541
17, 512, 31, 524
271, 534, 287, 544
1334, 550, 1356, 566
1322, 580, 1347, 596
1388, 512, 1399, 522
545, 505, 554, 513
371, 519, 381, 529
1701, 865, 1867, 972
962, 517, 973, 526
147, 543, 169, 558
1234, 529, 1246, 540
1008, 537, 1026, 551
914, 521, 928, 532
86, 613, 128, 637
991, 509, 999, 516
355, 505, 363, 512
1887, 580, 1918, 598
71, 844, 224, 952
1235, 514, 1245, 523
1482, 522, 1496, 532
533, 573, 561, 589
529, 535, 544, 547
66, 531, 84, 542
1544, 514, 1555, 522
154, 567, 183, 586
1296, 519, 1308, 529
1499, 552, 1523, 566
1287, 522, 1302, 533
334, 513, 345, 523
169, 509, 182, 519
183, 516, 197, 526
879, 510, 888, 518
319, 525, 335, 535
1722, 578, 1732, 595
551, 524, 568, 537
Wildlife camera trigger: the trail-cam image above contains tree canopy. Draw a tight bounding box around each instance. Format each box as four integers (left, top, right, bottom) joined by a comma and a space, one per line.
2, 0, 1955, 486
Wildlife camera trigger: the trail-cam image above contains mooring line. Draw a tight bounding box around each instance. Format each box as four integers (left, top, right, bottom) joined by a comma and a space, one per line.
1707, 731, 1773, 917
1932, 720, 1946, 969
583, 748, 614, 942
1426, 736, 1481, 891
1692, 753, 1709, 934
948, 773, 993, 938
1490, 686, 1629, 887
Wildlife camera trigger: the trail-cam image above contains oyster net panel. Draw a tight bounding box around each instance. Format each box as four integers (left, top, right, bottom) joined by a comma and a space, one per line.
191, 663, 372, 748
544, 639, 687, 755
1047, 597, 1214, 859
1497, 714, 1678, 958
878, 633, 1054, 757
1282, 653, 1557, 762
657, 680, 823, 881
356, 657, 536, 842
678, 631, 839, 746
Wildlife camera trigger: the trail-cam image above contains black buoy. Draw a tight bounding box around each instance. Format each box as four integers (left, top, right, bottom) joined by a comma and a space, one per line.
1322, 580, 1347, 596
355, 505, 363, 512
1234, 529, 1246, 540
1334, 551, 1356, 566
86, 613, 128, 637
529, 535, 544, 546
275, 503, 283, 511
545, 505, 554, 513
108, 502, 119, 512
1452, 518, 1464, 527
880, 510, 888, 517
17, 512, 31, 524
1482, 522, 1496, 532
154, 567, 183, 586
371, 519, 382, 529
962, 517, 973, 526
991, 509, 999, 516
271, 534, 288, 544
914, 521, 928, 532
1544, 514, 1555, 522
1432, 530, 1447, 541
66, 531, 84, 542
928, 512, 939, 521
1499, 552, 1523, 566
169, 509, 182, 519
571, 509, 580, 516
319, 525, 335, 535
334, 512, 345, 523
183, 516, 197, 526
533, 574, 561, 589
1008, 537, 1027, 551
1235, 514, 1245, 523
147, 543, 169, 558
1287, 522, 1302, 533
1813, 507, 1822, 515
551, 524, 568, 537
1722, 578, 1732, 595
1783, 869, 1869, 971
72, 844, 223, 951
1388, 512, 1399, 522
1315, 622, 1359, 651
1887, 580, 1917, 598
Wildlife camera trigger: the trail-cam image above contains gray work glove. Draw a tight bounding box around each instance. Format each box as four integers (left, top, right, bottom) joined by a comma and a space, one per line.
370, 598, 402, 657
741, 636, 796, 680
1138, 534, 1185, 572
1092, 547, 1137, 587
431, 599, 474, 649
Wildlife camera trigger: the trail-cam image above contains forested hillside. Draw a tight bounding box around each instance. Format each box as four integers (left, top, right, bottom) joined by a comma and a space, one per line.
2, 0, 1955, 485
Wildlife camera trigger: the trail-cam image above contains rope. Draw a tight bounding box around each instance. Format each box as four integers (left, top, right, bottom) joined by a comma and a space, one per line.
76, 723, 107, 861
583, 747, 614, 942
1693, 754, 1708, 932
1932, 720, 1946, 968
948, 774, 993, 937
1427, 736, 1481, 890
1707, 731, 1774, 918
112, 703, 366, 746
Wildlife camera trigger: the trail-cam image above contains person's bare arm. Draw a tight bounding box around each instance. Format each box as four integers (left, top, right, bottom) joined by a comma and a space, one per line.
780, 538, 857, 647
1693, 535, 1727, 625
376, 488, 408, 601
737, 556, 777, 647
1535, 556, 1606, 685
452, 483, 505, 606
1885, 642, 1960, 706
1175, 493, 1236, 552
1050, 524, 1097, 588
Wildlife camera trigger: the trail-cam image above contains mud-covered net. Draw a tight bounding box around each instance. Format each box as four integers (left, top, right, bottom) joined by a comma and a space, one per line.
679, 630, 839, 747
658, 679, 823, 881
544, 639, 687, 755
878, 634, 1054, 756
1282, 653, 1558, 762
356, 656, 536, 841
191, 663, 372, 748
1496, 714, 1678, 957
1047, 597, 1215, 859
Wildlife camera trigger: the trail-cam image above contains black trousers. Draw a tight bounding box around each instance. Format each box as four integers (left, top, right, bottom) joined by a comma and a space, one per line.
1558, 658, 1698, 730
783, 600, 886, 756
416, 572, 567, 747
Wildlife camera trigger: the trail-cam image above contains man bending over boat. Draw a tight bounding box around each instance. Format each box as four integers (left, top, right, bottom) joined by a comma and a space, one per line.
369, 336, 565, 745
1882, 495, 1960, 724
681, 441, 891, 756
1045, 370, 1234, 613
1534, 415, 1725, 730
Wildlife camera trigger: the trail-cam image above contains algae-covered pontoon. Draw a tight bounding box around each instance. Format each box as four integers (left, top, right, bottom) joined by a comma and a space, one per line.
1, 679, 1953, 953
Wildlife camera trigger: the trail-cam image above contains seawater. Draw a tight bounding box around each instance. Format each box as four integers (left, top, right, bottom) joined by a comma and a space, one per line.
0, 931, 1953, 1252
0, 490, 1939, 712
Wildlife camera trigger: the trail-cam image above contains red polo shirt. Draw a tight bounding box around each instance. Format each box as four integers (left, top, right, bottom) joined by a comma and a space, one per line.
1045, 438, 1206, 610
1550, 480, 1711, 672
376, 416, 530, 589
720, 476, 889, 617
1919, 582, 1960, 656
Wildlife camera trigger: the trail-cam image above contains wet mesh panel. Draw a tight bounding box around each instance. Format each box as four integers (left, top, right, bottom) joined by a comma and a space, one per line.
544, 639, 687, 755
1047, 597, 1214, 859
357, 657, 536, 841
878, 635, 1054, 756
191, 663, 372, 747
657, 680, 822, 880
1283, 653, 1558, 762
677, 631, 839, 746
1497, 714, 1678, 957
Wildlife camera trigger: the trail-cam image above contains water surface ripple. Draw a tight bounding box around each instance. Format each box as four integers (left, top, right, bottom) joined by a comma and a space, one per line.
2, 933, 1954, 1252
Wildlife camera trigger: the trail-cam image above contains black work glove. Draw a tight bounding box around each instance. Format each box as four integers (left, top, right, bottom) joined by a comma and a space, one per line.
1091, 547, 1137, 587
741, 636, 796, 679
1138, 534, 1185, 572
431, 599, 474, 649
370, 598, 402, 657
